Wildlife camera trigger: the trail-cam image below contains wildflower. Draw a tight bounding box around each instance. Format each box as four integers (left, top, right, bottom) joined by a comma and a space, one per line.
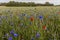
22, 13, 27, 16
42, 25, 46, 30
36, 32, 40, 38
8, 37, 12, 40
31, 37, 34, 40
39, 16, 43, 20
10, 30, 14, 34
30, 16, 34, 21
14, 33, 18, 37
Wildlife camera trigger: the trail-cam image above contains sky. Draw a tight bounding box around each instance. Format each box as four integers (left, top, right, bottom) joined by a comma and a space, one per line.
0, 0, 60, 5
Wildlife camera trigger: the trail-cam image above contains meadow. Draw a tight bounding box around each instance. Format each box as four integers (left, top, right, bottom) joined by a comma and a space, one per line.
0, 6, 60, 40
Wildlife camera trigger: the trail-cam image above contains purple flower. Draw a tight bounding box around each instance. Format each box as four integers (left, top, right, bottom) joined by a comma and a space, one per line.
36, 32, 40, 38
39, 16, 43, 20
10, 30, 14, 34
8, 37, 12, 40
14, 33, 18, 37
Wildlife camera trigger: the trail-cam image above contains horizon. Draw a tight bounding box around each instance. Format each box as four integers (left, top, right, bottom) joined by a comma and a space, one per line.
0, 0, 60, 5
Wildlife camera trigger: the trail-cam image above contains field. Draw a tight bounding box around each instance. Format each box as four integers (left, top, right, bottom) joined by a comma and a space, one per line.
0, 6, 60, 40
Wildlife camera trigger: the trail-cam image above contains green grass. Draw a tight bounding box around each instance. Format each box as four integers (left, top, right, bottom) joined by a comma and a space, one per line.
0, 6, 60, 40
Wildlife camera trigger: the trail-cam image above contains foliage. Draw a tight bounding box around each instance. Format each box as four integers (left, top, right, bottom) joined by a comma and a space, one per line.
0, 1, 54, 6
0, 7, 60, 40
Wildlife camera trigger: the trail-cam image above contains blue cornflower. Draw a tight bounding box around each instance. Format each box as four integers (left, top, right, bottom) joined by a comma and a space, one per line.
10, 30, 14, 34
8, 37, 12, 40
22, 13, 27, 16
31, 37, 34, 40
39, 16, 43, 20
14, 33, 18, 37
36, 32, 40, 38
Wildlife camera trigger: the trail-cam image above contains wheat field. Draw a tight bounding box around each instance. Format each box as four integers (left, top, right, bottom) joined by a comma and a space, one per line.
0, 6, 60, 40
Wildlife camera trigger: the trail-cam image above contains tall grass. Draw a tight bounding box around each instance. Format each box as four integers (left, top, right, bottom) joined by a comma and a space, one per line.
0, 6, 60, 40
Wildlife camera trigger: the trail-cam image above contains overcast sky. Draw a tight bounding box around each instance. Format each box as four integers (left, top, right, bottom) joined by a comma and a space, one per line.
0, 0, 60, 5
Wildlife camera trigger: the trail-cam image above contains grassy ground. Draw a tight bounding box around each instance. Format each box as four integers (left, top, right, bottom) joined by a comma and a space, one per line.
0, 6, 60, 40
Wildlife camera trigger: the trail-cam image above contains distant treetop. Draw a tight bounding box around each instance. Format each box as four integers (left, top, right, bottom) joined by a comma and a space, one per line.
0, 1, 54, 6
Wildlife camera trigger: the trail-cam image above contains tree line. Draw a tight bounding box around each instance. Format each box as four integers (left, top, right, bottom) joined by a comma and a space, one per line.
0, 1, 54, 6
